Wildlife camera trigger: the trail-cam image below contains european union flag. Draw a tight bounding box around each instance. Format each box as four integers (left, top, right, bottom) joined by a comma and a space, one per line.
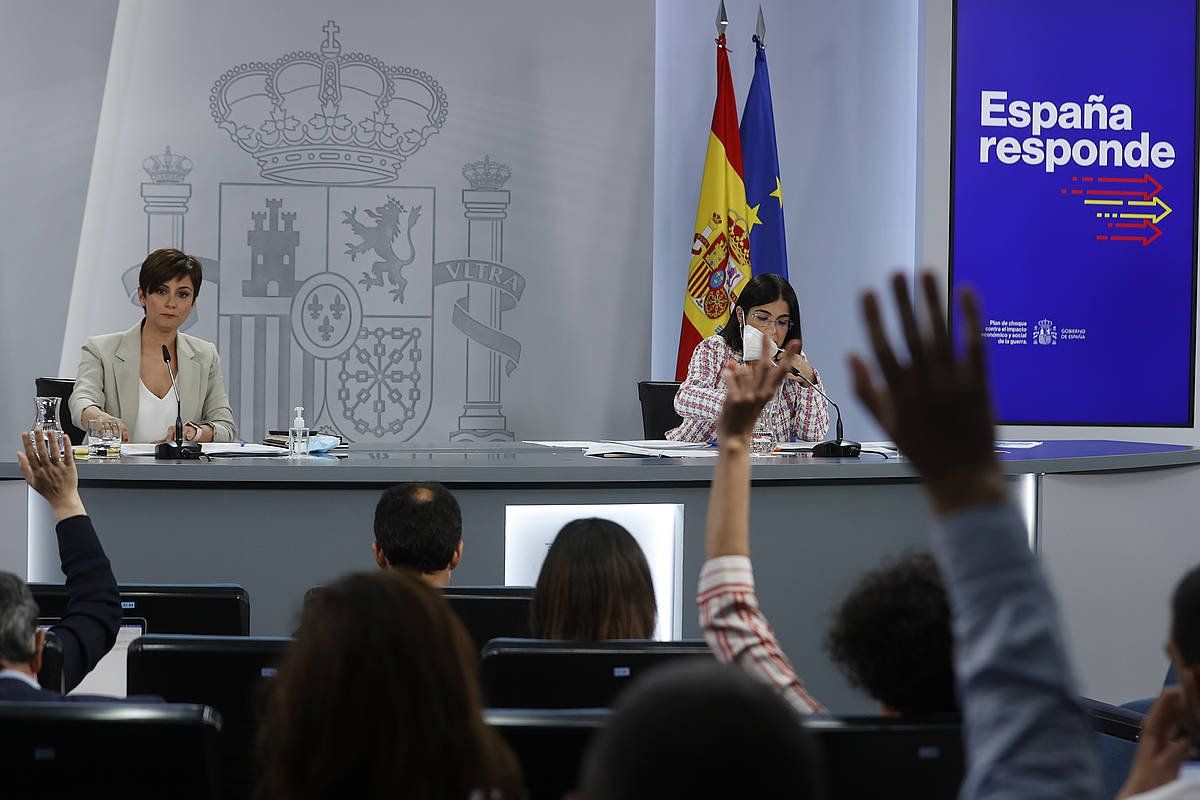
740, 35, 788, 279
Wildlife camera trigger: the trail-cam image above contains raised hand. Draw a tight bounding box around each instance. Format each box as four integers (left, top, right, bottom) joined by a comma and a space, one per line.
848, 272, 1005, 516
1117, 688, 1195, 798
17, 430, 86, 522
718, 341, 800, 440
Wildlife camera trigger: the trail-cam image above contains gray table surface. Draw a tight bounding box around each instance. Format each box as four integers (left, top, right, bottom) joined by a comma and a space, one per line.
1, 439, 1196, 484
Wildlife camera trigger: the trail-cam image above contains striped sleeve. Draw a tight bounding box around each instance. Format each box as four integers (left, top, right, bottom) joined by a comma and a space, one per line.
673, 337, 730, 425
697, 555, 826, 714
780, 368, 831, 442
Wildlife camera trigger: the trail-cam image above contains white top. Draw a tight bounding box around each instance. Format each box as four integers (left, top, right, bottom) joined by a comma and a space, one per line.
131, 379, 178, 443
1132, 779, 1200, 800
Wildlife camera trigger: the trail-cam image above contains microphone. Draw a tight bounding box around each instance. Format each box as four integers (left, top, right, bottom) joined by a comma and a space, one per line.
787, 366, 861, 458
154, 344, 202, 460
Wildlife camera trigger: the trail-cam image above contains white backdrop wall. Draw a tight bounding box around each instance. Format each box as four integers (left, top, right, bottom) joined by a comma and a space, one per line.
0, 1, 118, 443
653, 0, 921, 441
56, 0, 655, 445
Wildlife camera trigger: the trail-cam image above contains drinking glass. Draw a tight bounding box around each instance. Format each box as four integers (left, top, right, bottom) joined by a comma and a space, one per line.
32, 396, 66, 455
88, 419, 122, 459
749, 404, 778, 456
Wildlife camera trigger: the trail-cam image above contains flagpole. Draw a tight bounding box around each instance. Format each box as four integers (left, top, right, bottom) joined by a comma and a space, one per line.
674, 0, 754, 379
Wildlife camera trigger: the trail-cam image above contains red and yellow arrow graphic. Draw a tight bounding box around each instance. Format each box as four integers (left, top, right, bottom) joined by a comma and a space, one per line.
1096, 218, 1162, 246
1085, 194, 1172, 224
1062, 173, 1171, 245
1064, 173, 1162, 201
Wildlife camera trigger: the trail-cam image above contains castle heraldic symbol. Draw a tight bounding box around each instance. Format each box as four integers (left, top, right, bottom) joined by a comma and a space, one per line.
204, 21, 524, 443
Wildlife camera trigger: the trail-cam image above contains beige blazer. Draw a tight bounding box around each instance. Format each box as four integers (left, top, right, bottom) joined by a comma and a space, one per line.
68, 322, 238, 443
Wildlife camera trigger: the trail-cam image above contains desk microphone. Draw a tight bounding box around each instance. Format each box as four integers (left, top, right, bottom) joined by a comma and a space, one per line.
788, 367, 861, 458
154, 344, 202, 460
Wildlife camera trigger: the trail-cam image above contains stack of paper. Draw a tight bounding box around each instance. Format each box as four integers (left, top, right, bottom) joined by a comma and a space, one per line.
583, 441, 718, 458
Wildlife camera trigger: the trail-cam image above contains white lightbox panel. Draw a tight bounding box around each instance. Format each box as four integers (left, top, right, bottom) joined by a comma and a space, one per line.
504, 503, 684, 640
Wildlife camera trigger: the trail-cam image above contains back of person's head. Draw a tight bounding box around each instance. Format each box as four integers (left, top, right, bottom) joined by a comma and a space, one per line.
580, 660, 824, 800
824, 552, 957, 716
0, 572, 39, 667
256, 569, 519, 800
530, 518, 656, 640
373, 482, 462, 574
1173, 564, 1200, 668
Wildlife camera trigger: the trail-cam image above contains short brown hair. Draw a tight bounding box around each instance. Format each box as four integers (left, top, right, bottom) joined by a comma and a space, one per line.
139, 248, 203, 299
530, 518, 657, 641
256, 570, 521, 799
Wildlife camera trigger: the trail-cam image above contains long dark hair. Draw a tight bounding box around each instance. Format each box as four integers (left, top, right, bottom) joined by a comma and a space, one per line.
530, 518, 657, 640
719, 273, 803, 353
256, 570, 521, 800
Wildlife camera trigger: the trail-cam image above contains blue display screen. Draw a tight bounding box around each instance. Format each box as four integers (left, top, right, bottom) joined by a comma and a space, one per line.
951, 0, 1198, 425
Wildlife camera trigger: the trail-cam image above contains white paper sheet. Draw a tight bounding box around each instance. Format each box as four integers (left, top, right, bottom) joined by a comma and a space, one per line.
583, 443, 719, 458
523, 441, 598, 449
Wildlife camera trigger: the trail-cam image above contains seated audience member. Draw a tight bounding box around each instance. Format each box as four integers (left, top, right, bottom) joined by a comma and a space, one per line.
371, 482, 463, 586
0, 431, 121, 700
580, 660, 824, 800
256, 569, 520, 800
702, 273, 1100, 797
825, 552, 957, 716
1117, 567, 1200, 799
530, 518, 656, 640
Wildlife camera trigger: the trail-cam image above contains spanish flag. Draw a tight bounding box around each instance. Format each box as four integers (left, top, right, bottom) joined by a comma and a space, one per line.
675, 33, 754, 380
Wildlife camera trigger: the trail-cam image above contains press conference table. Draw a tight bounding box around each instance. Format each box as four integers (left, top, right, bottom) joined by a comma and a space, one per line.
2, 439, 1198, 711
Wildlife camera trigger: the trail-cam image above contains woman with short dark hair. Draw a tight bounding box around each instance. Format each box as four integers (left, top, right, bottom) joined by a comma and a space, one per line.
68, 248, 236, 442
256, 569, 521, 800
530, 518, 657, 640
668, 273, 829, 443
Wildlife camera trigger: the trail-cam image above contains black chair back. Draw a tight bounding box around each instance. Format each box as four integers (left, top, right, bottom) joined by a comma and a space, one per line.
34, 377, 86, 445
1081, 696, 1144, 742
487, 708, 608, 800
35, 631, 65, 693
480, 638, 712, 708
127, 635, 290, 800
0, 701, 221, 798
31, 583, 251, 636
443, 586, 534, 652
305, 584, 534, 652
803, 716, 964, 799
637, 381, 683, 439
1084, 696, 1144, 799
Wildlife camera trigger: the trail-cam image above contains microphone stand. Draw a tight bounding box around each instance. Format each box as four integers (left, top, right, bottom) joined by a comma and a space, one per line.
788, 368, 861, 458
154, 344, 203, 460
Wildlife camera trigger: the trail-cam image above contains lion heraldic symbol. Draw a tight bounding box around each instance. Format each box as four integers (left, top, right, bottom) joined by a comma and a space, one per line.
343, 197, 423, 302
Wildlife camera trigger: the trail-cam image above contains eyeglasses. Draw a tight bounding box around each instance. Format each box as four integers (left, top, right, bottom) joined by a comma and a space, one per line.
746, 310, 794, 331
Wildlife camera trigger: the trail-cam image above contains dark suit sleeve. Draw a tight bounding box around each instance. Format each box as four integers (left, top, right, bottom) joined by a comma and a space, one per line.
48, 515, 121, 692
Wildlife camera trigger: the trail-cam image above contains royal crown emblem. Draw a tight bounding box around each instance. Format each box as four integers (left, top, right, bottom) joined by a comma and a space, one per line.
1034, 318, 1057, 345
143, 145, 194, 184
209, 20, 448, 185
463, 155, 512, 191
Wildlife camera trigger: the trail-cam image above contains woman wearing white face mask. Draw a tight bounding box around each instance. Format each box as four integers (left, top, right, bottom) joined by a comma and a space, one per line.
667, 273, 830, 443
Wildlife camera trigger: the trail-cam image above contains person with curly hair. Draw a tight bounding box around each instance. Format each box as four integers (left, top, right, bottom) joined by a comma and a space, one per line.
825, 552, 957, 716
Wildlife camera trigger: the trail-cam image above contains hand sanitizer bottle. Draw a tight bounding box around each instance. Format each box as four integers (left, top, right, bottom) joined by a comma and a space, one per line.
288, 406, 309, 457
